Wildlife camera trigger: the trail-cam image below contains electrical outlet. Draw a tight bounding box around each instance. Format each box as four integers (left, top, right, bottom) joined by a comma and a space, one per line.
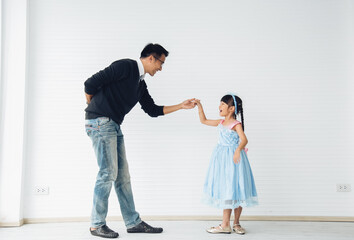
34, 186, 49, 195
336, 184, 351, 192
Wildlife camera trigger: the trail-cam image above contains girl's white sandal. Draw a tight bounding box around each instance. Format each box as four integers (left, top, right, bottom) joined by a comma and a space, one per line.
233, 224, 246, 234
206, 225, 232, 234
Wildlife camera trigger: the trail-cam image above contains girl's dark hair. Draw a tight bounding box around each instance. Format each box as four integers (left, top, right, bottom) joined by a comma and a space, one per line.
140, 43, 169, 58
220, 94, 244, 131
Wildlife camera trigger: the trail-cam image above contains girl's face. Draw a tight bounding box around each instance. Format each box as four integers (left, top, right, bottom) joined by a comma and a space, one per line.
219, 101, 234, 117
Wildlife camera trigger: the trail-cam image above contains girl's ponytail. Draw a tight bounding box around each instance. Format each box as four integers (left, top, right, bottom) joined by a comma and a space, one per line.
234, 95, 244, 131
240, 104, 245, 131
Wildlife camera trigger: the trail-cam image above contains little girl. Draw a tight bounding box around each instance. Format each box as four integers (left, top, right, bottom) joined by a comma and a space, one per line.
195, 94, 258, 234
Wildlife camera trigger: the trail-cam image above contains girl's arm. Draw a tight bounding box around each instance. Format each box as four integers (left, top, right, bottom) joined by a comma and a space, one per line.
195, 99, 220, 126
233, 124, 248, 164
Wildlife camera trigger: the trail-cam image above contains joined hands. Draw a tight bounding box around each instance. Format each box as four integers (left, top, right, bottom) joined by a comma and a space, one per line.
181, 98, 197, 109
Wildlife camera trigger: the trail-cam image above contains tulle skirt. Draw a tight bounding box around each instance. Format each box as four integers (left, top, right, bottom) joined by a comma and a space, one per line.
202, 144, 258, 209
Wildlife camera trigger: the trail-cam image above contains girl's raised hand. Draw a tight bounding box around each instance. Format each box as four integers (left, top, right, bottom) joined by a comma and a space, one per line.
194, 99, 202, 107
233, 150, 241, 164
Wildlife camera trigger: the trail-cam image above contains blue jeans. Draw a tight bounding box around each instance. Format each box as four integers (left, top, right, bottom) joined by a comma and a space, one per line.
85, 117, 141, 228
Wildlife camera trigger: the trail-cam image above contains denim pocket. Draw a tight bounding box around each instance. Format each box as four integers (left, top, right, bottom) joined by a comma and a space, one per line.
85, 117, 112, 137
97, 117, 111, 127
85, 119, 99, 136
85, 124, 97, 136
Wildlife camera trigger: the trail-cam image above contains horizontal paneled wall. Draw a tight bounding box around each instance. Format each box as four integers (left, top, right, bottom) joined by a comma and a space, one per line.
21, 0, 354, 220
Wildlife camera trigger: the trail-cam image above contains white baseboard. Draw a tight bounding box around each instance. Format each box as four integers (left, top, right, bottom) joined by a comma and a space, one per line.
12, 215, 353, 225
0, 219, 24, 227
1, 216, 353, 226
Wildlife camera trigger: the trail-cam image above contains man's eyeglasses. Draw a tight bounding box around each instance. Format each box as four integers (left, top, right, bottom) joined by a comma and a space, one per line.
153, 56, 165, 66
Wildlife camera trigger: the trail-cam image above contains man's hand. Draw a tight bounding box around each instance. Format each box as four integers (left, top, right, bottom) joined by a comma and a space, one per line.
181, 98, 197, 109
85, 93, 93, 104
163, 98, 196, 114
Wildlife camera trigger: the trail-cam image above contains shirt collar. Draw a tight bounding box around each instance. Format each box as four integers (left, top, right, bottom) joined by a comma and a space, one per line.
136, 58, 145, 81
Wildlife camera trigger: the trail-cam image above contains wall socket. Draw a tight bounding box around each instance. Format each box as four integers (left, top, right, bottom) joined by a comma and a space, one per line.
34, 186, 49, 195
336, 184, 351, 192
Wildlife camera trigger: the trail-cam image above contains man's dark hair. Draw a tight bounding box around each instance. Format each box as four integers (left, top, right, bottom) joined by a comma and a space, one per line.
140, 43, 169, 58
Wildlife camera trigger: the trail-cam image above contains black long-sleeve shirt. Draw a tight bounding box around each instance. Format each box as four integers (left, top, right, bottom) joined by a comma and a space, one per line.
84, 59, 164, 124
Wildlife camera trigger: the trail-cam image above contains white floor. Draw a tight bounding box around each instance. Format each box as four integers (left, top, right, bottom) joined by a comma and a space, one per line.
0, 221, 353, 240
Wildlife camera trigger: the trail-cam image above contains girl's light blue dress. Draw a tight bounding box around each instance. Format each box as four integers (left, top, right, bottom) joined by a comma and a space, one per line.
203, 120, 258, 209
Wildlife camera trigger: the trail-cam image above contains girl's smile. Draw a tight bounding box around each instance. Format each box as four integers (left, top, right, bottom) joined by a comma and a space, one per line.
219, 102, 232, 117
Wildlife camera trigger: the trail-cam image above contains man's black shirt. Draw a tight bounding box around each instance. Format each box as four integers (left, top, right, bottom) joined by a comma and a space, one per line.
84, 59, 164, 124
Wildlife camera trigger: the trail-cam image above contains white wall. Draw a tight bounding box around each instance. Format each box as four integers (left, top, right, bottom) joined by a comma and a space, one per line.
0, 0, 28, 225
0, 0, 353, 224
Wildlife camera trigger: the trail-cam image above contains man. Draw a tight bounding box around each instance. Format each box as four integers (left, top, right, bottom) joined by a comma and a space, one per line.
84, 43, 195, 238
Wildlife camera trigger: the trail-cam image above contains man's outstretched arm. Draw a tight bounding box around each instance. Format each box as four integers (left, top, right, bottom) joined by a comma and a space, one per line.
163, 98, 196, 115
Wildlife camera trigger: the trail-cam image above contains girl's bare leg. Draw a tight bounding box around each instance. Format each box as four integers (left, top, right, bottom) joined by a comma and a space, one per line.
233, 207, 246, 234
221, 209, 232, 228
233, 206, 243, 226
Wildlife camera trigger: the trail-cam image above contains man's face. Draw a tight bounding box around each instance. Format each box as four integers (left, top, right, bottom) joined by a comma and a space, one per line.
148, 54, 165, 76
